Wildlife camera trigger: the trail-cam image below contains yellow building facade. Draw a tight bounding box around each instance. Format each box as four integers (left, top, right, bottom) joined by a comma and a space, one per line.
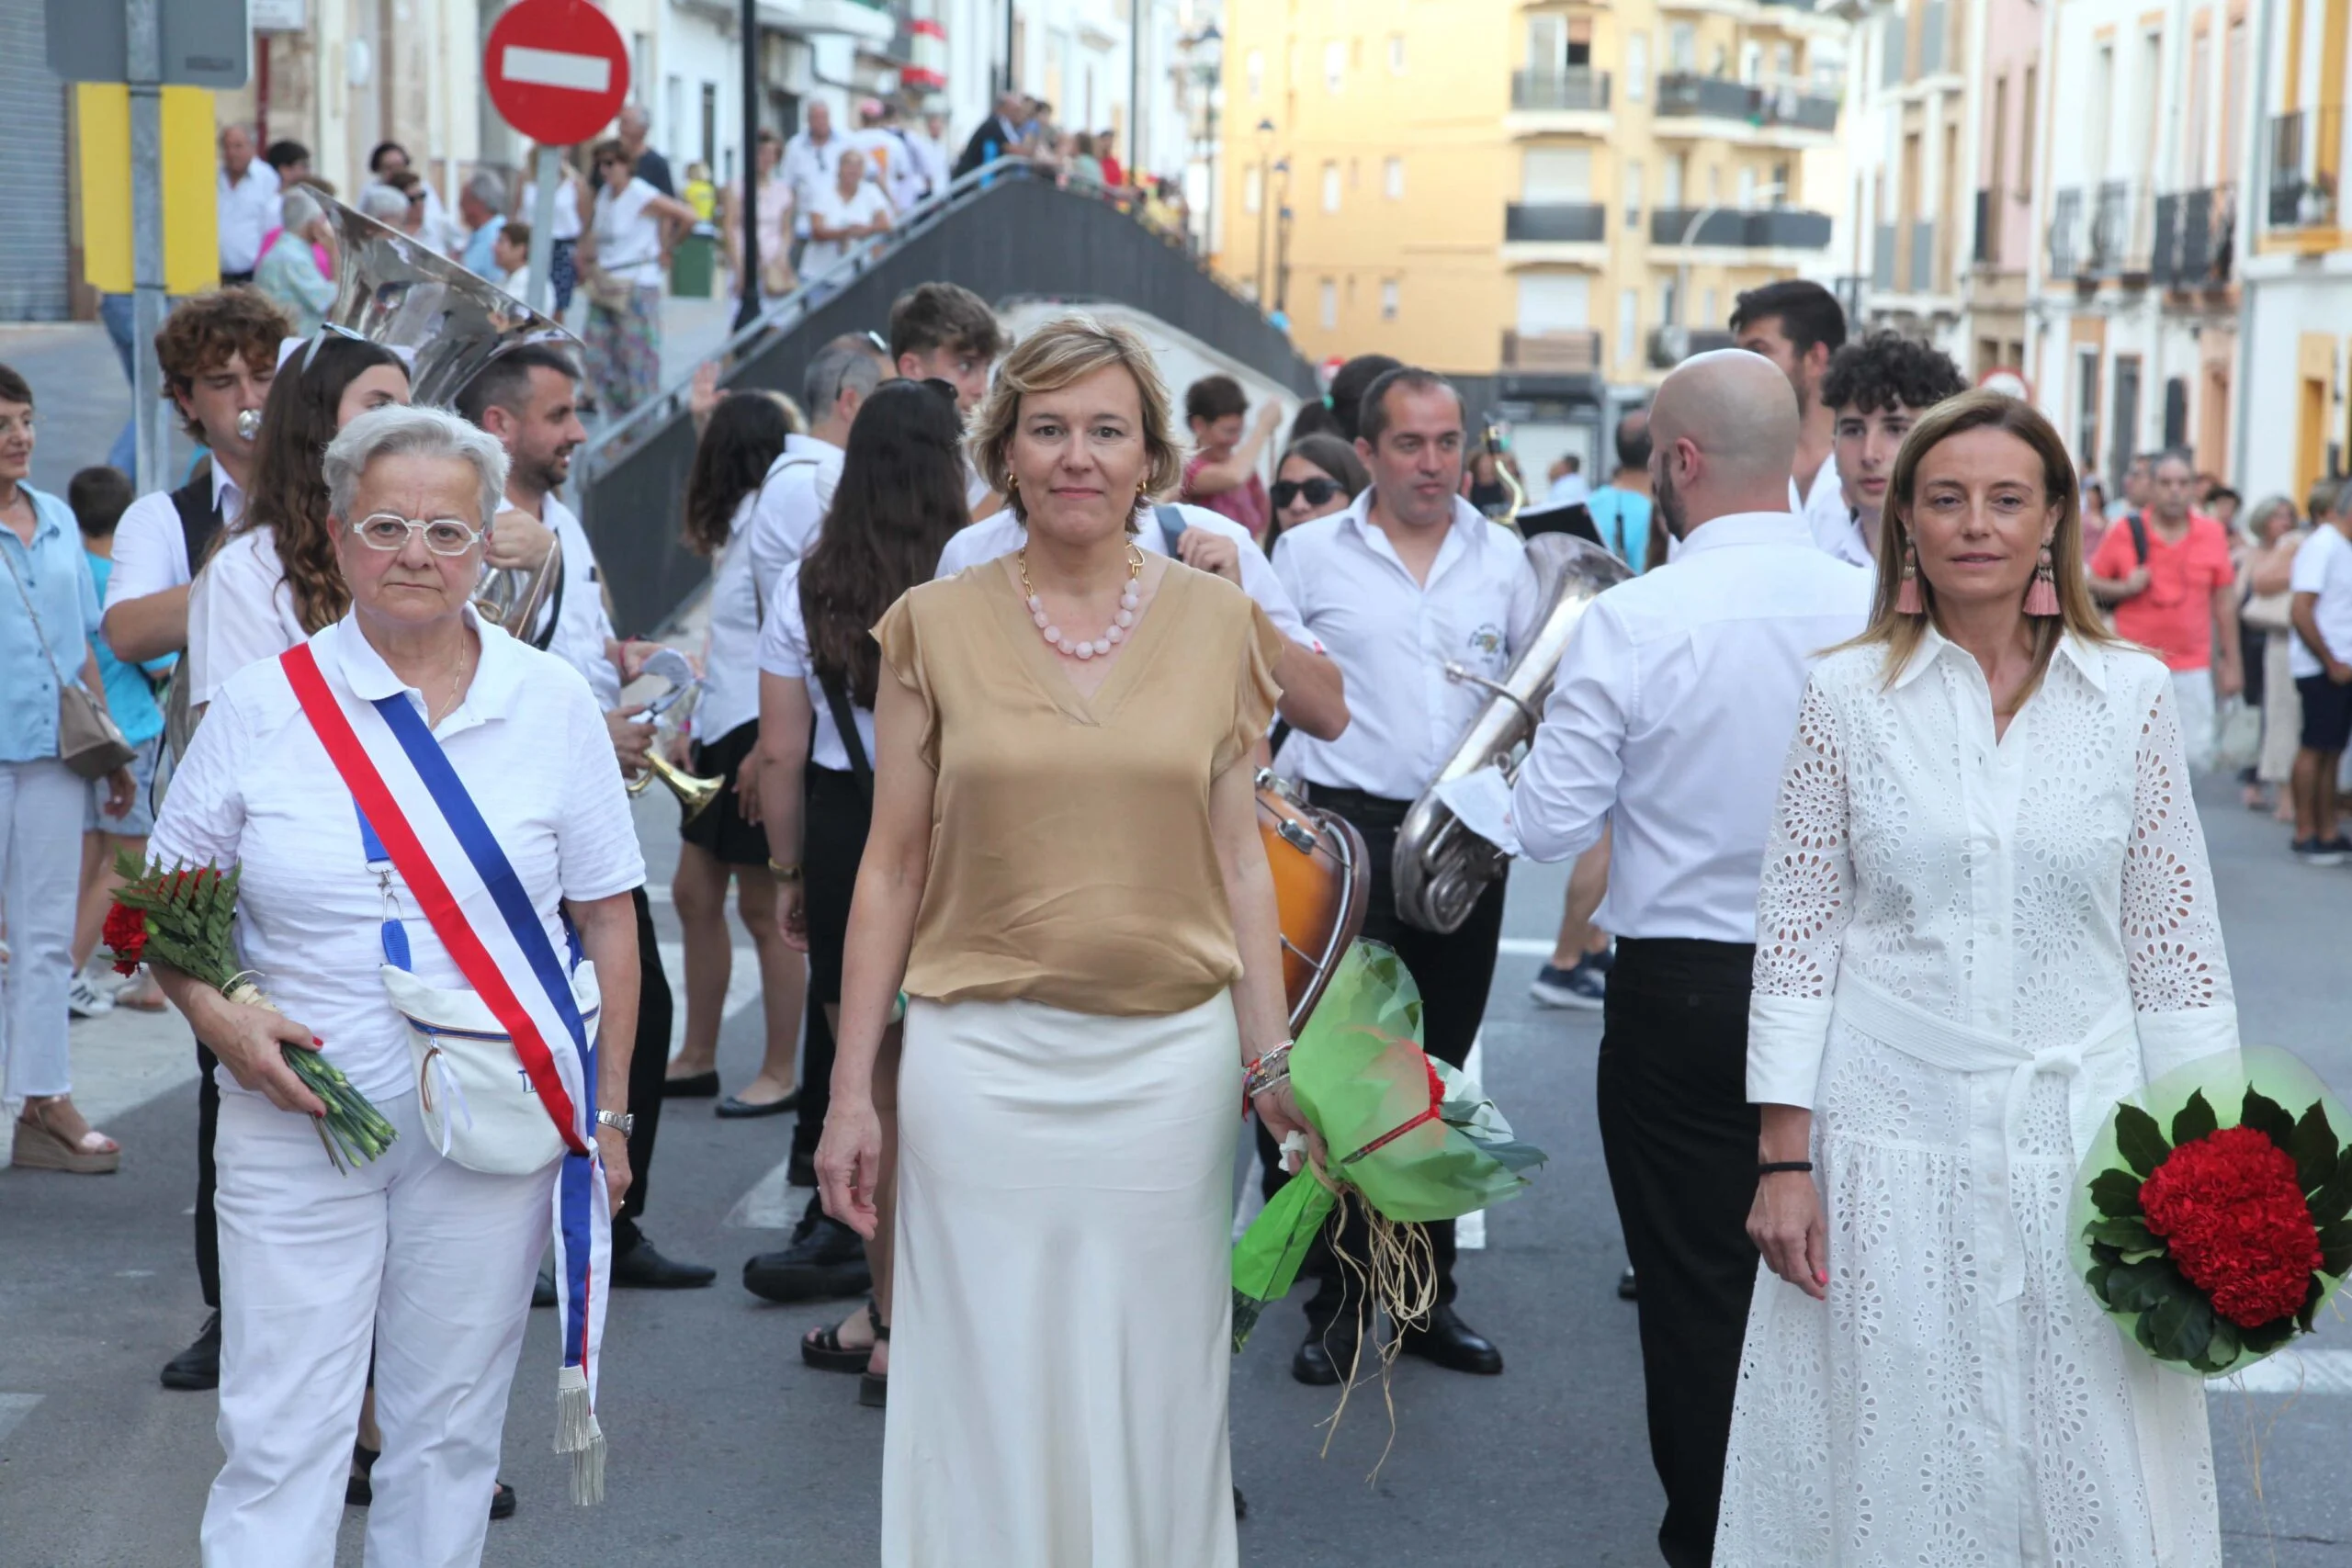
1216, 0, 1851, 412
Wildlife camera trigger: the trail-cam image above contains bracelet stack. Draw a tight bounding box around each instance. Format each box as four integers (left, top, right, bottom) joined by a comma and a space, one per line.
1243, 1041, 1295, 1098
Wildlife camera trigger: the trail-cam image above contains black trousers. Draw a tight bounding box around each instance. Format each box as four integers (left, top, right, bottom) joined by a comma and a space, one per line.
195, 1042, 220, 1309
616, 886, 675, 1249
1597, 937, 1761, 1568
1274, 786, 1507, 1325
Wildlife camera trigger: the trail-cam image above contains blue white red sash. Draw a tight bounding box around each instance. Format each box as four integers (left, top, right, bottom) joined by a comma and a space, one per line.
281, 639, 612, 1504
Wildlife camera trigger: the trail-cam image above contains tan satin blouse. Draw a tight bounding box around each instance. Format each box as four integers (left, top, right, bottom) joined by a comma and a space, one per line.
876, 558, 1283, 1017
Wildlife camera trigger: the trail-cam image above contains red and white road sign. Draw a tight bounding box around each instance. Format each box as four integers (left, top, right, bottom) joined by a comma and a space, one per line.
483, 0, 630, 147
1979, 367, 2033, 401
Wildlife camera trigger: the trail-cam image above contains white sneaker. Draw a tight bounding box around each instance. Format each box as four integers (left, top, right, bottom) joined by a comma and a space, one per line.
67, 974, 115, 1019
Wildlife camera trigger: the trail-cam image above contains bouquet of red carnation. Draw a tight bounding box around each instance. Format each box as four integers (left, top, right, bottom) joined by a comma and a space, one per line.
106, 853, 397, 1172
2072, 1046, 2352, 1376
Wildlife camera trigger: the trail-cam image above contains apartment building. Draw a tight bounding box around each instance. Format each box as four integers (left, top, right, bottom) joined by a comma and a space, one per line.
1216, 0, 1850, 466
2027, 0, 2249, 490
2240, 0, 2351, 503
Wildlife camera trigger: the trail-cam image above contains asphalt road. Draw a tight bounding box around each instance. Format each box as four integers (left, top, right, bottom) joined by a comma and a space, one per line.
6, 773, 2352, 1566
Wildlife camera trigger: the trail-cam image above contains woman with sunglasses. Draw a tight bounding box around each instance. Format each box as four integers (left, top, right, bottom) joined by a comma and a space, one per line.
186, 334, 411, 713
576, 139, 697, 417
1267, 433, 1368, 550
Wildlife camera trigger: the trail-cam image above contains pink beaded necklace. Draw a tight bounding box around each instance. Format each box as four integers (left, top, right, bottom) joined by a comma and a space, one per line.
1018, 544, 1145, 661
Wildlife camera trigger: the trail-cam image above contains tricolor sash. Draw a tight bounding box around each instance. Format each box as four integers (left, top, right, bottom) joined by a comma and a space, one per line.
281, 641, 612, 1505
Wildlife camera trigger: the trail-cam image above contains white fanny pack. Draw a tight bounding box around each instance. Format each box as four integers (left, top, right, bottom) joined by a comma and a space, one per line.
384, 960, 600, 1176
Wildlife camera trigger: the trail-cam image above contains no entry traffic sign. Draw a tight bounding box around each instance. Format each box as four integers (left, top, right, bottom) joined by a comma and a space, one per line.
483, 0, 630, 146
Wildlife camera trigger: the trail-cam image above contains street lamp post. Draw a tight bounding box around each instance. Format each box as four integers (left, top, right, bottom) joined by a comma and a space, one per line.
1671, 182, 1785, 353
1253, 118, 1275, 306
734, 0, 762, 333
1179, 22, 1223, 259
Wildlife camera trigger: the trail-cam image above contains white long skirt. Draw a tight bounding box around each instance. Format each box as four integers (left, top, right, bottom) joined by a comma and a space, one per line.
883, 992, 1242, 1568
1714, 1018, 2219, 1567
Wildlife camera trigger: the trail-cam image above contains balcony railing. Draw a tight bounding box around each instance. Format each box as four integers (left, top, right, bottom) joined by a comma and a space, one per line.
2048, 186, 2084, 277
2268, 108, 2340, 229
1505, 201, 1609, 243
1656, 73, 1841, 133
1909, 218, 1937, 291
1873, 222, 1897, 288
1512, 67, 1612, 113
2153, 186, 2236, 288
2088, 179, 2152, 277
1501, 329, 1604, 375
1650, 207, 1834, 248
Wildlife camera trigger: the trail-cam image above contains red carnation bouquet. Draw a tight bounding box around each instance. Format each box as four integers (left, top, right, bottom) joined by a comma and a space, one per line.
2073, 1047, 2352, 1376
107, 854, 397, 1172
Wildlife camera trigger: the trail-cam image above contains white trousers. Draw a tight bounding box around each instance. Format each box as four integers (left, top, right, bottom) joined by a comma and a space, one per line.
0, 758, 86, 1100
202, 1088, 556, 1568
2173, 667, 2217, 773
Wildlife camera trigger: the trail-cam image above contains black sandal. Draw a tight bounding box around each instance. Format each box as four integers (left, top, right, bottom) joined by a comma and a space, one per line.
858, 1315, 890, 1408
801, 1297, 879, 1373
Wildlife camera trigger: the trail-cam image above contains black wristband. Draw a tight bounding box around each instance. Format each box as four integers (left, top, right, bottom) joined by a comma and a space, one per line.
1757, 1160, 1815, 1176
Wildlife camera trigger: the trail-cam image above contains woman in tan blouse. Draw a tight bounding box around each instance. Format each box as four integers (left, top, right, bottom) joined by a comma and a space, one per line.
815, 317, 1307, 1568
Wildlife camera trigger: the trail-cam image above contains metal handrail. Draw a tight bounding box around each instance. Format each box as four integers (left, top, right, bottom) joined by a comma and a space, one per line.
577, 156, 1223, 483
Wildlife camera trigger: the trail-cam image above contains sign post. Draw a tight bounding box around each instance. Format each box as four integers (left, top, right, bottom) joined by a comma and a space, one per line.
127, 0, 166, 491
482, 0, 632, 320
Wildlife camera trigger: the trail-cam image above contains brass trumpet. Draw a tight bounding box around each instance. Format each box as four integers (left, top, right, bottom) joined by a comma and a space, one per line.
624, 648, 725, 822
628, 750, 724, 821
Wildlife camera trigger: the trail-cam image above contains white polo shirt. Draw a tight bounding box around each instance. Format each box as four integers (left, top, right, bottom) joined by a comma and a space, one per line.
186, 525, 308, 706
537, 495, 621, 712
756, 558, 876, 773
933, 502, 1311, 647
149, 608, 644, 1103
746, 434, 846, 628
697, 493, 763, 741
1511, 511, 1874, 942
106, 460, 247, 615
1271, 491, 1543, 802
2290, 523, 2352, 680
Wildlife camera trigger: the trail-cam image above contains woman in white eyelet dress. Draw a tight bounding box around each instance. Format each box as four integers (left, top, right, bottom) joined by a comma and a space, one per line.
1716, 392, 2232, 1567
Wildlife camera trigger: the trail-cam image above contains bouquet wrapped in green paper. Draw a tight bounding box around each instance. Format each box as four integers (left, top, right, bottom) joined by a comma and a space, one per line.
2070, 1046, 2352, 1378
1231, 941, 1545, 1355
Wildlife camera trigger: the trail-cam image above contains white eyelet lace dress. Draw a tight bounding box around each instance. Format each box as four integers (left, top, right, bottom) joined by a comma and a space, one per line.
1715, 629, 2233, 1567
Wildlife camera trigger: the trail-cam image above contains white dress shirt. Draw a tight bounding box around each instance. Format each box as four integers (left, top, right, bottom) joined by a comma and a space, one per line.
1792, 450, 1868, 567
149, 608, 645, 1103
757, 559, 876, 773
933, 502, 1312, 646
1511, 510, 1873, 942
106, 460, 246, 614
697, 493, 763, 740
218, 163, 278, 275
187, 527, 309, 706
747, 434, 846, 629
1272, 491, 1542, 801
538, 496, 621, 711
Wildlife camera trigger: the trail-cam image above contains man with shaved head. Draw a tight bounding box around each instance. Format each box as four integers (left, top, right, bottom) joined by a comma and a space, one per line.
1513, 348, 1872, 1567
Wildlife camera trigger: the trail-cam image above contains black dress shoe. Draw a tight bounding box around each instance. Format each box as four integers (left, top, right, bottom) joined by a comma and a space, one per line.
662, 1069, 721, 1099
1618, 1265, 1639, 1302
532, 1262, 557, 1309
743, 1196, 871, 1303
716, 1089, 800, 1119
1399, 1303, 1503, 1375
160, 1311, 221, 1391
613, 1236, 717, 1289
490, 1480, 517, 1520
1291, 1314, 1362, 1386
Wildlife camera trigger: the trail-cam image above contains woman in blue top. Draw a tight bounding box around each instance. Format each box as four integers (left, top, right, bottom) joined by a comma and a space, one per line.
64, 465, 174, 1019
0, 364, 136, 1174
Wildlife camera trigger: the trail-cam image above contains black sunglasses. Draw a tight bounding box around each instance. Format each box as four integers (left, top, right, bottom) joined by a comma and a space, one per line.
1271, 477, 1342, 510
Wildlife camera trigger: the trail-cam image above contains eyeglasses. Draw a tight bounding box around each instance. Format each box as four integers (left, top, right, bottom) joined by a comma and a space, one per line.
406, 192, 427, 205
349, 513, 484, 556
1271, 477, 1341, 510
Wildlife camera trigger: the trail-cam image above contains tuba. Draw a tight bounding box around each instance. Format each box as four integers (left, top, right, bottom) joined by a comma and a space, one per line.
1391, 534, 1632, 933
313, 196, 576, 636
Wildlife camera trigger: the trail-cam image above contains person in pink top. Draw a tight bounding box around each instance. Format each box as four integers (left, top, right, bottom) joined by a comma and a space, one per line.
2088, 448, 2243, 769
1180, 374, 1280, 544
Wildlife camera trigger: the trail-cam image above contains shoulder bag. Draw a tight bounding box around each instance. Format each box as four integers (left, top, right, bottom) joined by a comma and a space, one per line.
1, 536, 136, 778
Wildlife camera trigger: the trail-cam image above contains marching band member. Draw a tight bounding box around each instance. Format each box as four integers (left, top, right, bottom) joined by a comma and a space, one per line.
1729, 280, 1854, 565
814, 314, 1306, 1568
745, 333, 892, 618
754, 378, 972, 1405
665, 391, 808, 1114
1268, 365, 1539, 1383
150, 406, 643, 1567
454, 345, 713, 1291
1510, 351, 1871, 1567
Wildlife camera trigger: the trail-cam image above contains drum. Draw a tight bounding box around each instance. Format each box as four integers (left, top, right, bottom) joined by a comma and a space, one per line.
1256, 771, 1371, 1031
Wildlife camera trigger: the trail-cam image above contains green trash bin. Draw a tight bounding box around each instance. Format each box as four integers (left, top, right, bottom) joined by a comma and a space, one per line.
671, 227, 718, 299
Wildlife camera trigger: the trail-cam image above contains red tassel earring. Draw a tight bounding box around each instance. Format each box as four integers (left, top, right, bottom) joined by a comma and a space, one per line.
2024, 544, 2061, 617
1894, 545, 1925, 615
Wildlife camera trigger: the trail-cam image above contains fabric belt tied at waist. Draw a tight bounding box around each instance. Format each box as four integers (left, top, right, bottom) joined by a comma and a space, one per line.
1834, 971, 2135, 1306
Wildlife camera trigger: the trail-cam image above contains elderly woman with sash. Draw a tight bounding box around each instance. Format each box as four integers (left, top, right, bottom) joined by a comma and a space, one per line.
148, 405, 643, 1567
